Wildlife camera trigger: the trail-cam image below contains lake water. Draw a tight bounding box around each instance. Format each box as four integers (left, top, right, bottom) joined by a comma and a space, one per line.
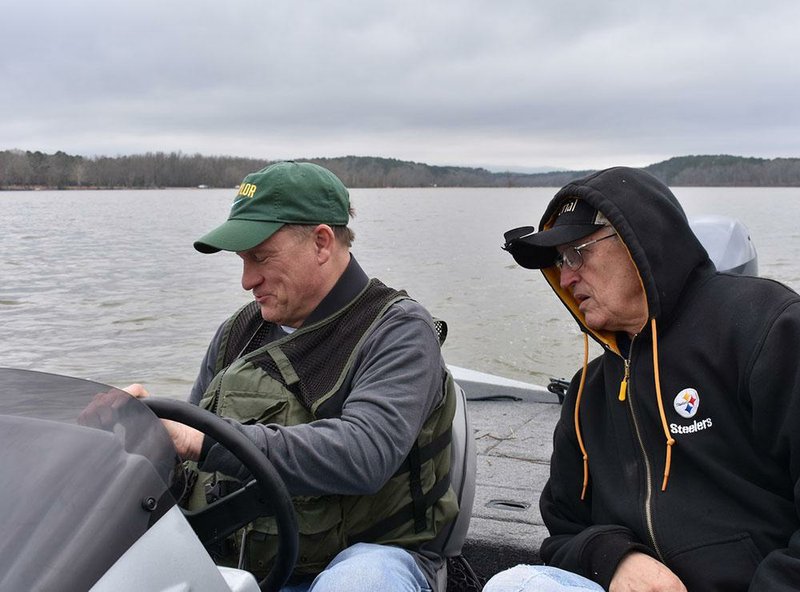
3, 186, 800, 398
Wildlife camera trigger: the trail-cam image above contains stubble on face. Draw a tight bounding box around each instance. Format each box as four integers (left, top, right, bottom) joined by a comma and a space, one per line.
240, 228, 321, 327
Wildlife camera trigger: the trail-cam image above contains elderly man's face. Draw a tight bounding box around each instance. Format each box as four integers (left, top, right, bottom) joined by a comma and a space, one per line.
238, 226, 324, 328
557, 228, 647, 336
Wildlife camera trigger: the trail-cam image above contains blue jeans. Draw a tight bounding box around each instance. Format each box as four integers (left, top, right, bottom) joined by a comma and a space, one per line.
482, 565, 603, 592
281, 543, 432, 592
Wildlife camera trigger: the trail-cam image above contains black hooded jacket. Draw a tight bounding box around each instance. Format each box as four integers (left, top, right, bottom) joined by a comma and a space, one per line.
536, 168, 800, 590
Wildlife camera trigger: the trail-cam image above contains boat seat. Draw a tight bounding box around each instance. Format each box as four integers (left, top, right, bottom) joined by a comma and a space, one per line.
442, 382, 477, 558
432, 319, 481, 589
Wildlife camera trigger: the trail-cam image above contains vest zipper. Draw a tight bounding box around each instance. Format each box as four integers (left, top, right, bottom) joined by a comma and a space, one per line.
623, 336, 666, 562
210, 365, 230, 416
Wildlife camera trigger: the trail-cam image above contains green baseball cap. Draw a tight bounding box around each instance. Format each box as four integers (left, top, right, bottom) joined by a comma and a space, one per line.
194, 161, 350, 253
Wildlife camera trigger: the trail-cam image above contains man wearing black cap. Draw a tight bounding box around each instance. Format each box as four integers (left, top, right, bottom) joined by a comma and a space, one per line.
129, 162, 459, 591
504, 198, 647, 339
484, 167, 800, 591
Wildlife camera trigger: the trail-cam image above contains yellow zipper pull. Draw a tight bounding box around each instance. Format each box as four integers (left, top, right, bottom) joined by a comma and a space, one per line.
618, 358, 630, 401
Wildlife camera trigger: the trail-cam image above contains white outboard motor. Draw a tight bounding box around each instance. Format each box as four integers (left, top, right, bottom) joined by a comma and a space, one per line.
689, 215, 758, 276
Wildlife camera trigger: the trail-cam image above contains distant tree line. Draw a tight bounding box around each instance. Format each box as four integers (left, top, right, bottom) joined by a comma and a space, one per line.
0, 149, 583, 189
644, 155, 800, 186
0, 150, 267, 190
2, 149, 800, 189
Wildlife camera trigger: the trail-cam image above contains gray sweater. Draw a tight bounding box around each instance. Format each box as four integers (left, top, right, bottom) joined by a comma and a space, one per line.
188, 256, 448, 588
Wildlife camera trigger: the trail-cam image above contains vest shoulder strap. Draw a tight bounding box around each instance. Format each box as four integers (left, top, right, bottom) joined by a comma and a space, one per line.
247, 279, 407, 412
215, 301, 269, 373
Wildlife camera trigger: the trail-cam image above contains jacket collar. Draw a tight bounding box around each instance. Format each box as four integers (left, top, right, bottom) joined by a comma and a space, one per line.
302, 255, 369, 326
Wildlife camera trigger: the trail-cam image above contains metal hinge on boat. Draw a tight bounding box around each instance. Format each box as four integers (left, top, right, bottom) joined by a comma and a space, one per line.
547, 378, 570, 404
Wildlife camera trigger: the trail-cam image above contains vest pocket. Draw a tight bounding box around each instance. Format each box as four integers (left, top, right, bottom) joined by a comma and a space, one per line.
247, 495, 345, 577
218, 392, 289, 425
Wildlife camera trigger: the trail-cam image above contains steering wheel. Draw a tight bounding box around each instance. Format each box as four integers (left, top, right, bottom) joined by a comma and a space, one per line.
144, 398, 298, 592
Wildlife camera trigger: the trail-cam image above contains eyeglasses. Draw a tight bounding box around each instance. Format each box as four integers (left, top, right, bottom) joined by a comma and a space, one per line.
555, 232, 618, 271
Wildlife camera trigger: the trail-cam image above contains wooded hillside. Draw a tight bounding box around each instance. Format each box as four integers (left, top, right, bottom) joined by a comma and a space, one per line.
2, 150, 799, 189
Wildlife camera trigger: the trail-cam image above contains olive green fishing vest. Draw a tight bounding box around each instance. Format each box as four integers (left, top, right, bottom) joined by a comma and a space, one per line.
186, 279, 458, 577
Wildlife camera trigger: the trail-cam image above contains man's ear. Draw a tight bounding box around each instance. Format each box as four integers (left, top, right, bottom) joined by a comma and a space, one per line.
312, 224, 336, 263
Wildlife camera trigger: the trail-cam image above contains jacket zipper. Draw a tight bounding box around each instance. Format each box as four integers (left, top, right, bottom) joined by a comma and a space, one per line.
618, 357, 630, 401
622, 335, 666, 562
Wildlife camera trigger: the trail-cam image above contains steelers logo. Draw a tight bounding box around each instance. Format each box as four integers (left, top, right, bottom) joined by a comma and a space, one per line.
673, 388, 699, 419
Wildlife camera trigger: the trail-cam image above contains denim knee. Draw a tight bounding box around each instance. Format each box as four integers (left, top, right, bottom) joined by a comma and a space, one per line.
307, 543, 430, 592
483, 565, 603, 592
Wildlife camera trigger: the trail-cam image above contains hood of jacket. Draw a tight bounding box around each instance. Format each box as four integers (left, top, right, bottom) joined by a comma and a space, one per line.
539, 167, 713, 351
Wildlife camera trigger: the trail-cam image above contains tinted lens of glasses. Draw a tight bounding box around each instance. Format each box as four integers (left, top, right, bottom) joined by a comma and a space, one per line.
555, 247, 582, 270
555, 232, 617, 271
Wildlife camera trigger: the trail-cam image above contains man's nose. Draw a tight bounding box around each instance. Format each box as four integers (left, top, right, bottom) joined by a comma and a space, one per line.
241, 261, 261, 291
559, 265, 579, 289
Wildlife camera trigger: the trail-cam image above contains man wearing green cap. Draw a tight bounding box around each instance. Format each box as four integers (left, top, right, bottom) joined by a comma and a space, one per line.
141, 162, 459, 591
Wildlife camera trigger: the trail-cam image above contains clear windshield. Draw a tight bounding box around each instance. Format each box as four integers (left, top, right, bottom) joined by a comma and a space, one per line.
0, 368, 185, 591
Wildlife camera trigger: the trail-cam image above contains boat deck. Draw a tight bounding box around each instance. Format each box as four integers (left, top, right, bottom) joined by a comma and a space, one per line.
452, 369, 562, 583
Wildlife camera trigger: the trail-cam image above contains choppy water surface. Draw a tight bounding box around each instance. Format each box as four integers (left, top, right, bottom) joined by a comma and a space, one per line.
2, 186, 799, 397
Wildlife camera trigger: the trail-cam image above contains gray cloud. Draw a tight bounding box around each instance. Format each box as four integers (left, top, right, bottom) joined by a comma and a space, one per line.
2, 0, 798, 170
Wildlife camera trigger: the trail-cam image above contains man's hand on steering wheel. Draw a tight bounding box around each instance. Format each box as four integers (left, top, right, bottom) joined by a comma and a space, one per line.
123, 384, 204, 460
141, 396, 298, 592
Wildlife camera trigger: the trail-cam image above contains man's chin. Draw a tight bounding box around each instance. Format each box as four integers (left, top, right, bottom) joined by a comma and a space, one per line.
258, 305, 278, 323
582, 312, 605, 333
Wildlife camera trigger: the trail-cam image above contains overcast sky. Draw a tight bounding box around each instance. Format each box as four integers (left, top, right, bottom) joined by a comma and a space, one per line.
2, 0, 798, 171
